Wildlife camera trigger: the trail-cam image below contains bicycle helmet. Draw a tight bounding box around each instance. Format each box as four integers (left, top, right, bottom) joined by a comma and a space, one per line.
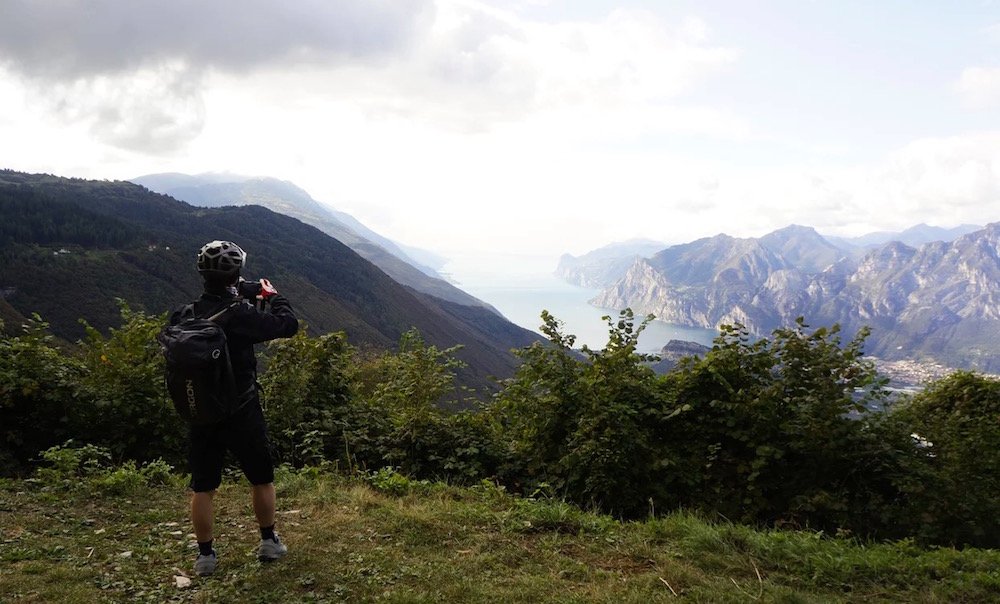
197, 240, 247, 278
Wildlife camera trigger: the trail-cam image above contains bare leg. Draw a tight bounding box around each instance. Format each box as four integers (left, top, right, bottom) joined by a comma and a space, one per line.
251, 483, 276, 529
191, 490, 216, 542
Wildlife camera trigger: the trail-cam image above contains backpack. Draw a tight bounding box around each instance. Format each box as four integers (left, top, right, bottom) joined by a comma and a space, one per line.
157, 300, 242, 425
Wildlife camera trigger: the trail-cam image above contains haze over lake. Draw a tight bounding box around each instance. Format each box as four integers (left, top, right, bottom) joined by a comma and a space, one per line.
443, 252, 718, 354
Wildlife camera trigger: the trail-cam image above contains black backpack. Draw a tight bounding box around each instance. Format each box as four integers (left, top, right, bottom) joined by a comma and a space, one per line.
158, 300, 241, 426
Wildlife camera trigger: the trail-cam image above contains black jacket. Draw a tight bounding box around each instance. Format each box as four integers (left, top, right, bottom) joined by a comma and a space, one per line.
169, 290, 299, 398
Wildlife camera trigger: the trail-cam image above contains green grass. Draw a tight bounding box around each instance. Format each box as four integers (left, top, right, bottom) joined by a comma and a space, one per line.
2, 468, 999, 603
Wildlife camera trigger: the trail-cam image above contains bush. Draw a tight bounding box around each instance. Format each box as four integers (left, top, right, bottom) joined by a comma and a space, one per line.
496, 312, 901, 534
495, 309, 665, 516
263, 328, 501, 484
656, 320, 893, 532
0, 316, 81, 475
889, 371, 1000, 547
354, 330, 503, 482
73, 301, 185, 464
35, 440, 112, 485
363, 466, 432, 496
260, 329, 356, 468
6, 300, 1000, 547
34, 440, 175, 493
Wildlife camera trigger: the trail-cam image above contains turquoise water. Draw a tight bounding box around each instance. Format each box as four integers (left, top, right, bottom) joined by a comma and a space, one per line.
458, 274, 718, 354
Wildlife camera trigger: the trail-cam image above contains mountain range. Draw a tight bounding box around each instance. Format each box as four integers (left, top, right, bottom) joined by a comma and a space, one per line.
130, 173, 490, 312
583, 224, 1000, 372
555, 239, 668, 288
0, 170, 541, 392
826, 223, 983, 251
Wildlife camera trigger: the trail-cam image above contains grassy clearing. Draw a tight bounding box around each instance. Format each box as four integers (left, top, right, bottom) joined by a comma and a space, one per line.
2, 468, 999, 603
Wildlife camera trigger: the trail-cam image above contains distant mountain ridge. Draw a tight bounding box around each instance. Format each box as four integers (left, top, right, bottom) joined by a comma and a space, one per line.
555, 239, 668, 288
827, 223, 984, 250
130, 173, 486, 311
591, 224, 1000, 371
0, 170, 542, 392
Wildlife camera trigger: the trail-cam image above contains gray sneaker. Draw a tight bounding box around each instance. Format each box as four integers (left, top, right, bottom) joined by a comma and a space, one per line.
257, 536, 288, 562
194, 552, 217, 576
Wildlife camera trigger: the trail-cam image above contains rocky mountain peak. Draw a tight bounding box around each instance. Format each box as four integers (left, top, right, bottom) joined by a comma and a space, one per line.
590, 223, 1000, 372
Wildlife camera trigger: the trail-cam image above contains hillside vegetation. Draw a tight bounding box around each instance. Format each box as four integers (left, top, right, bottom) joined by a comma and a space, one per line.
4, 170, 1000, 600
5, 465, 1000, 603
3, 304, 999, 551
0, 170, 541, 392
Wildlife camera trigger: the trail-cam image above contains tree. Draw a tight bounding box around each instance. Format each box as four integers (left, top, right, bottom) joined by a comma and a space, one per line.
74, 301, 185, 464
496, 309, 664, 516
657, 319, 892, 530
890, 371, 1000, 547
0, 315, 79, 474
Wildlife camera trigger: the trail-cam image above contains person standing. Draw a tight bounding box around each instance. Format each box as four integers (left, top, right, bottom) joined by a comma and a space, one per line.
168, 240, 299, 576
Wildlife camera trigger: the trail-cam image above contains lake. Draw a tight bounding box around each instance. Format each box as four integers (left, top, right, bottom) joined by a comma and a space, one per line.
442, 255, 717, 354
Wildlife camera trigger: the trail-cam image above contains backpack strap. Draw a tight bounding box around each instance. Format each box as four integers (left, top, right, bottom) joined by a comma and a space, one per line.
205, 300, 242, 323
184, 299, 240, 323
201, 300, 245, 413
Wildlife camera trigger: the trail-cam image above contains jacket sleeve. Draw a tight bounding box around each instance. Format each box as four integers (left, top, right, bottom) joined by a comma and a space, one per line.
227, 295, 299, 344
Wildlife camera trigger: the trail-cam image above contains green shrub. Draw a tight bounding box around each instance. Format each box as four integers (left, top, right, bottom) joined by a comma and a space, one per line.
356, 330, 502, 482
260, 329, 356, 467
890, 371, 1000, 547
92, 459, 175, 494
657, 320, 893, 532
496, 312, 901, 536
34, 440, 175, 493
262, 328, 501, 484
0, 316, 81, 475
495, 309, 665, 516
363, 466, 432, 496
73, 301, 185, 465
35, 440, 112, 485
6, 299, 1000, 548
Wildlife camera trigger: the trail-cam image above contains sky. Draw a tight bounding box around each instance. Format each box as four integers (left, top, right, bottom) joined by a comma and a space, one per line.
1, 0, 999, 272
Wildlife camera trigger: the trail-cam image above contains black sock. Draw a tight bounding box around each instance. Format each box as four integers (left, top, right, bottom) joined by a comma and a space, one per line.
198, 540, 215, 556
260, 524, 276, 541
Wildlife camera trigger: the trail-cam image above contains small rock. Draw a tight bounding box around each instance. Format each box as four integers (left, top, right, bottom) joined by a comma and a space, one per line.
119, 551, 133, 558
174, 575, 192, 589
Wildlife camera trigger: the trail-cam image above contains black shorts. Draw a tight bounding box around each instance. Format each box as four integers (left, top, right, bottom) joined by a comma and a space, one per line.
188, 398, 274, 492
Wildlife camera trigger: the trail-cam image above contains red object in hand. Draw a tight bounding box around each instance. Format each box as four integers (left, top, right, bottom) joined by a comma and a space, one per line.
259, 278, 278, 300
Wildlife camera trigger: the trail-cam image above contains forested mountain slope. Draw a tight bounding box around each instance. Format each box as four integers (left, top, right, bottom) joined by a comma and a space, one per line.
130, 173, 491, 311
0, 170, 541, 391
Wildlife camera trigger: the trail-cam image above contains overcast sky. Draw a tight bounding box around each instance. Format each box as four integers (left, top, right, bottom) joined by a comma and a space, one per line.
1, 0, 999, 267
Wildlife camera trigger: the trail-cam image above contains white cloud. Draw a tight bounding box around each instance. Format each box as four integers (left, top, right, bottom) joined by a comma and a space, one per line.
957, 66, 1000, 109
8, 1, 997, 263
580, 132, 1000, 246
0, 0, 741, 153
0, 0, 433, 151
869, 133, 1000, 218
38, 62, 206, 153
279, 2, 741, 136
700, 132, 1000, 241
